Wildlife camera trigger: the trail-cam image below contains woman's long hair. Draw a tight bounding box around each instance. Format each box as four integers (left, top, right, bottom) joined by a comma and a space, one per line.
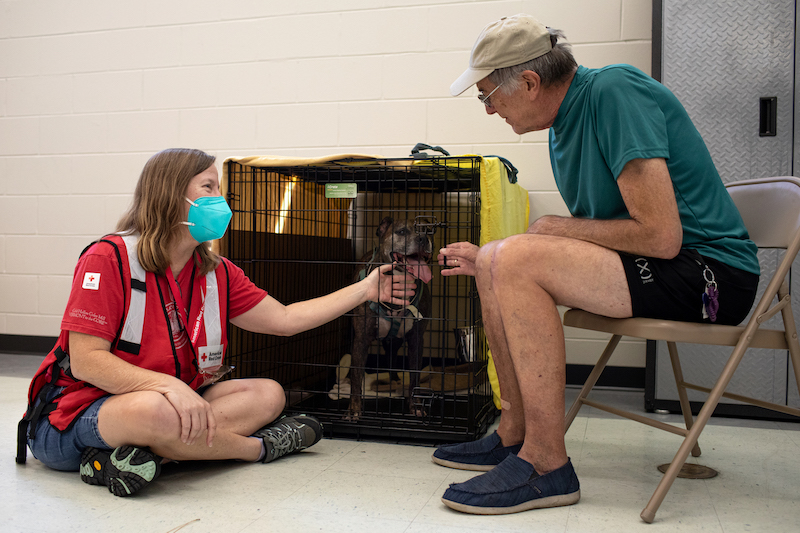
116, 148, 220, 276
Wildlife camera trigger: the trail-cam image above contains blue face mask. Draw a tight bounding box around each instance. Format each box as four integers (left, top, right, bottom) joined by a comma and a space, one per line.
183, 196, 232, 243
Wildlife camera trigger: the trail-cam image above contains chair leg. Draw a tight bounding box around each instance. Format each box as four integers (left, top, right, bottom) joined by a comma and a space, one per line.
641, 338, 752, 523
564, 334, 622, 431
666, 342, 701, 458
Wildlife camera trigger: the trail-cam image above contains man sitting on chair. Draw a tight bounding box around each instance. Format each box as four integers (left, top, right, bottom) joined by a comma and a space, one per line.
432, 13, 760, 515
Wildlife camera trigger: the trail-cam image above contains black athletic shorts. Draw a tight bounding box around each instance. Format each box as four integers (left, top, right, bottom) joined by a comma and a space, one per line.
619, 248, 759, 326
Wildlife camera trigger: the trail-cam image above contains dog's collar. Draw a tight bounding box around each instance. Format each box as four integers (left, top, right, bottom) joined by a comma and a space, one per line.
368, 298, 423, 338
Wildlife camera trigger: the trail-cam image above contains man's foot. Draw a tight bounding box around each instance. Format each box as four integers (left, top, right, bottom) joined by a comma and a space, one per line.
80, 446, 161, 497
441, 455, 580, 514
432, 431, 522, 471
253, 415, 323, 463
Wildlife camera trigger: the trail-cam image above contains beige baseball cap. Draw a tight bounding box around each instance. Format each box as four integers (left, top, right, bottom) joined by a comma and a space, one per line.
450, 14, 552, 96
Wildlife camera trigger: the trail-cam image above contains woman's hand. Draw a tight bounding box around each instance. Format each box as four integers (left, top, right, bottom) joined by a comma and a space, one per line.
162, 381, 217, 447
69, 331, 217, 447
438, 242, 479, 277
365, 263, 417, 305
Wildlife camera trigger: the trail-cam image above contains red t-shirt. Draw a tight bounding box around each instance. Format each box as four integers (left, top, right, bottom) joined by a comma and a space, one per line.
60, 240, 266, 384
26, 236, 270, 431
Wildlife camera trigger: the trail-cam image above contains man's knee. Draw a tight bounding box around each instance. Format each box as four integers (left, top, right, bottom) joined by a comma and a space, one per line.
478, 235, 542, 279
475, 240, 502, 278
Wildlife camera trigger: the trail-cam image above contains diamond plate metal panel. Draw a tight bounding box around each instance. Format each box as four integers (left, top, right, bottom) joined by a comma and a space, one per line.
662, 0, 795, 182
654, 0, 800, 416
655, 342, 783, 404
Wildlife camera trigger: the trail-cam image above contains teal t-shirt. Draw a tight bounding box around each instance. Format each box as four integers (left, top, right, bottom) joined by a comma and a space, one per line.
549, 65, 759, 275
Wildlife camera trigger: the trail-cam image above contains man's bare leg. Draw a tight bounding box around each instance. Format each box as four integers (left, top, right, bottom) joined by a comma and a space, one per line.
473, 241, 527, 448
475, 234, 632, 474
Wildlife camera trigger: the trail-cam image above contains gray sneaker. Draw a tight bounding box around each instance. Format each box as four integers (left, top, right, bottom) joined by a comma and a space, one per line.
253, 415, 323, 463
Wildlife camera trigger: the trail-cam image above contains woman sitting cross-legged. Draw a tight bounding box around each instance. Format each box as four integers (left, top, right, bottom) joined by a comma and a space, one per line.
19, 148, 416, 497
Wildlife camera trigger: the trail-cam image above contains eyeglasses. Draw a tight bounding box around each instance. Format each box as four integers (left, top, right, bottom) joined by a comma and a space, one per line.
477, 83, 504, 108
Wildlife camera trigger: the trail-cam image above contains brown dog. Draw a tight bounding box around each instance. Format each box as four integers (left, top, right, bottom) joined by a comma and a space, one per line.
348, 217, 433, 419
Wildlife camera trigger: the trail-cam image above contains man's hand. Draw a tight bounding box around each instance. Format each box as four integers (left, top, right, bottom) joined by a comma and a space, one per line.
438, 242, 480, 277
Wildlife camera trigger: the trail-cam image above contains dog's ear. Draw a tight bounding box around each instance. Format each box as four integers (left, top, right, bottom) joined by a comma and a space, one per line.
376, 217, 393, 238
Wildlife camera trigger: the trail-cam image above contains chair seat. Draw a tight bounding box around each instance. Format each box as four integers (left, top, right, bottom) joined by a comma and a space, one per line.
562, 309, 790, 350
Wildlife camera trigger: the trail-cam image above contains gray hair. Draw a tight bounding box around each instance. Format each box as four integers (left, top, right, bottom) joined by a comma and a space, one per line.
488, 28, 577, 93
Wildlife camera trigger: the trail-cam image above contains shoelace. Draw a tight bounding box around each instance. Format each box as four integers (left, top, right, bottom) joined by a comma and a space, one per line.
262, 422, 305, 457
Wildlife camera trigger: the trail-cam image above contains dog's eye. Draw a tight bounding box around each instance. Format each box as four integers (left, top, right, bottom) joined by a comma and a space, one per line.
396, 228, 410, 236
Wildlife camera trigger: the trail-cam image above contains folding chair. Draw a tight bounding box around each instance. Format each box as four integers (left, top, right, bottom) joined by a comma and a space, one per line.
562, 176, 800, 523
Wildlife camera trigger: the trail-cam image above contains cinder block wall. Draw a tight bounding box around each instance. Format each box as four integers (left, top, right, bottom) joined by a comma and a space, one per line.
0, 0, 651, 368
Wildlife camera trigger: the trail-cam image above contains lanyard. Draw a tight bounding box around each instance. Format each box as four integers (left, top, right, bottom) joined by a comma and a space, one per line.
164, 264, 205, 348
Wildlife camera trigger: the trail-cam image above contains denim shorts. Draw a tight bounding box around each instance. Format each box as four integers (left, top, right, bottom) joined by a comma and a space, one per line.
27, 387, 112, 472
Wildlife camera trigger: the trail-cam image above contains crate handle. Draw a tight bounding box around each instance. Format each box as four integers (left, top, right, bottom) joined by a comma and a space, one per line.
410, 143, 450, 158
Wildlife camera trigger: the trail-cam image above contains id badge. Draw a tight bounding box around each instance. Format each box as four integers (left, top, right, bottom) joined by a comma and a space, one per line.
198, 344, 224, 372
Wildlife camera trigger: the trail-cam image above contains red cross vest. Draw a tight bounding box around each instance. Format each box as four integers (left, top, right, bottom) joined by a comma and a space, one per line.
17, 234, 229, 463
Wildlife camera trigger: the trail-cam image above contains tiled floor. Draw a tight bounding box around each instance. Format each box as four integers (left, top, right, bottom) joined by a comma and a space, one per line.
3, 352, 799, 532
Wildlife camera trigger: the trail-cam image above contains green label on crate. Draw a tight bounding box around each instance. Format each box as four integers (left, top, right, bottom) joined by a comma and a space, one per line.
325, 183, 357, 198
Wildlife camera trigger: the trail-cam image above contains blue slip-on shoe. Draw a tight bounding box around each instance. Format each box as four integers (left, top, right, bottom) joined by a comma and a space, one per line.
441, 455, 580, 515
432, 431, 522, 471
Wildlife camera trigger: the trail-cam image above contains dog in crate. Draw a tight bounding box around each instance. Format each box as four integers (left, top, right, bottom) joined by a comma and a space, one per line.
348, 216, 434, 419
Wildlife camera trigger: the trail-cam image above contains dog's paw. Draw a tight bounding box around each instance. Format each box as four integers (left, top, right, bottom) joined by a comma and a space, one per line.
343, 410, 361, 422
409, 407, 428, 418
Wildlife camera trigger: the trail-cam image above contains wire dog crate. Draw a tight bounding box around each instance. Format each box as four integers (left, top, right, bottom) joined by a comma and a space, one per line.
219, 155, 499, 442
